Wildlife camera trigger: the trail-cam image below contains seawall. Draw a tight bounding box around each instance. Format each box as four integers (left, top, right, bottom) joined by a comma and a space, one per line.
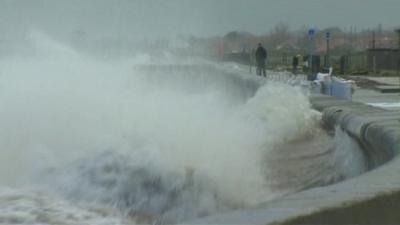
311, 94, 400, 170
188, 94, 400, 225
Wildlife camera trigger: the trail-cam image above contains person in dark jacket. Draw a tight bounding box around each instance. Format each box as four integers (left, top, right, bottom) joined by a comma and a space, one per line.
292, 55, 299, 75
255, 43, 267, 77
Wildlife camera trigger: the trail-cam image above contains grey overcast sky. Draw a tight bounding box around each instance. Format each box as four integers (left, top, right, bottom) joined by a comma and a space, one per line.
0, 0, 399, 39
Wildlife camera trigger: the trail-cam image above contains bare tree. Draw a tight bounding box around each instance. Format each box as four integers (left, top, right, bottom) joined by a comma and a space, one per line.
267, 22, 292, 50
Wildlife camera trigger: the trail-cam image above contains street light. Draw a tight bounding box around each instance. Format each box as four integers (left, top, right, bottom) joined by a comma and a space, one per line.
308, 28, 316, 80
326, 31, 331, 68
395, 29, 400, 92
396, 29, 400, 49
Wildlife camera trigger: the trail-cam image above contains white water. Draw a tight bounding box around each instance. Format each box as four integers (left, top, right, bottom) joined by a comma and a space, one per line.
0, 33, 366, 224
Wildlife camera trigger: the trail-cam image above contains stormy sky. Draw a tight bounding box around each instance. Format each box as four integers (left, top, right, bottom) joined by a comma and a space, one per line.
0, 0, 399, 39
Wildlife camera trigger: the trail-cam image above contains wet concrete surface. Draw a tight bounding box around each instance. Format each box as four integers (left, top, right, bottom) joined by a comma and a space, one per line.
352, 88, 400, 111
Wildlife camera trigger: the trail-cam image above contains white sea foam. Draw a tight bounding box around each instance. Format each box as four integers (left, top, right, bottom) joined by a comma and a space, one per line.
0, 187, 131, 225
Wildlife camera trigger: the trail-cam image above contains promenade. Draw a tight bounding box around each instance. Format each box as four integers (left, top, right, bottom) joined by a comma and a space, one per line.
351, 76, 400, 111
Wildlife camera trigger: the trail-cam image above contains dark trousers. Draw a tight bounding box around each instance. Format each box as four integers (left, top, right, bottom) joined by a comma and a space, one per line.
256, 61, 266, 77
292, 65, 298, 75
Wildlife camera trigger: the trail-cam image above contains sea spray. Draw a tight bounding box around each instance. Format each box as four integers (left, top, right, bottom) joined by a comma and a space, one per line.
0, 32, 364, 224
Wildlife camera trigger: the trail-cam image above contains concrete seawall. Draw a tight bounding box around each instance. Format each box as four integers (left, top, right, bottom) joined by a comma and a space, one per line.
188, 94, 400, 225
311, 94, 400, 170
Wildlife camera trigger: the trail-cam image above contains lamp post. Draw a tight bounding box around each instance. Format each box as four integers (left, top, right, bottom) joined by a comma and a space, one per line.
372, 31, 377, 74
326, 31, 331, 68
396, 29, 400, 91
396, 29, 400, 49
372, 31, 376, 49
308, 28, 316, 80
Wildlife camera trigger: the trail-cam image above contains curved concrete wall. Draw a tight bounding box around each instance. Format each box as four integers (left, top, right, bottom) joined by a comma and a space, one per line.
187, 94, 400, 225
311, 94, 400, 169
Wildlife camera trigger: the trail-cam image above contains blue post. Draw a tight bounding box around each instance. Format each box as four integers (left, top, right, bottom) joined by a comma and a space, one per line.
308, 28, 316, 80
326, 31, 331, 68
396, 29, 400, 92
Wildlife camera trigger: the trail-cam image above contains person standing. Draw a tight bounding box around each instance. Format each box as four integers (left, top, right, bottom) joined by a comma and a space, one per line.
292, 55, 299, 75
255, 43, 267, 77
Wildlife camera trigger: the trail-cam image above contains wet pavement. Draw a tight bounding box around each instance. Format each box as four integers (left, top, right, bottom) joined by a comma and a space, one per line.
351, 76, 400, 111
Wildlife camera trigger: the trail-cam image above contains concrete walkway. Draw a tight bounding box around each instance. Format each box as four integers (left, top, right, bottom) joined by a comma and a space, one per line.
352, 89, 400, 111
351, 76, 400, 111
363, 76, 400, 86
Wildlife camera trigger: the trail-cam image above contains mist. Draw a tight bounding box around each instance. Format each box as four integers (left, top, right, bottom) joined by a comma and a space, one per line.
0, 31, 329, 223
1, 0, 399, 41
